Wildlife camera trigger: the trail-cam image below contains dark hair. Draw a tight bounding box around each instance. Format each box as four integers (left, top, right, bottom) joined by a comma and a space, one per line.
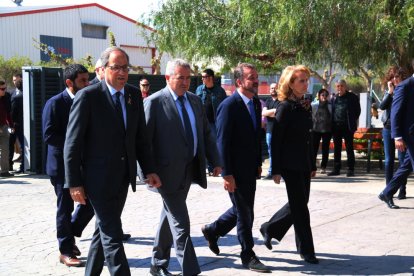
234, 63, 256, 87
13, 73, 22, 78
317, 88, 330, 97
384, 65, 409, 84
202, 68, 215, 77
63, 64, 88, 87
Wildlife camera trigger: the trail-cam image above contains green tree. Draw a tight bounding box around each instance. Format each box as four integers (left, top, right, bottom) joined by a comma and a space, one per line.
0, 55, 32, 87
141, 0, 414, 79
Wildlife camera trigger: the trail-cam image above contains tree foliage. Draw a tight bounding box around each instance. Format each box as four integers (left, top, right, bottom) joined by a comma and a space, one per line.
0, 55, 32, 87
142, 0, 414, 77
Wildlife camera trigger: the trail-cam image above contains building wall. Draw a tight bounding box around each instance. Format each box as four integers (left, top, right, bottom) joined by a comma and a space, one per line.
0, 4, 168, 73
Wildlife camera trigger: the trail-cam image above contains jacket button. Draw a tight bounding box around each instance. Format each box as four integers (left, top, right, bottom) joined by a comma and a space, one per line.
121, 157, 125, 161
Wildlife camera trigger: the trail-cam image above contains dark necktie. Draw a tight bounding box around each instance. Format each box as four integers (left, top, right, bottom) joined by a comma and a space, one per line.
248, 99, 257, 129
115, 92, 125, 129
178, 96, 194, 157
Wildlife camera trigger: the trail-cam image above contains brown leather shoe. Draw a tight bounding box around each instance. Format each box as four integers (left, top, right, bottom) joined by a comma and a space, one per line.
59, 255, 83, 267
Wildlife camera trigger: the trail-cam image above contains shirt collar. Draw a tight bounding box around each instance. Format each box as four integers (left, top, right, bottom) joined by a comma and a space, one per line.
66, 88, 75, 99
237, 89, 251, 105
168, 85, 188, 101
106, 81, 125, 96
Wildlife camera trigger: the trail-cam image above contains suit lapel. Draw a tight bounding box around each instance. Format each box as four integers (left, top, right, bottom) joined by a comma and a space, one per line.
234, 92, 255, 131
187, 93, 201, 141
162, 88, 187, 142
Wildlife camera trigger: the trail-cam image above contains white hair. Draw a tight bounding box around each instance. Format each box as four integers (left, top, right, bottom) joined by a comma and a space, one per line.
165, 59, 191, 76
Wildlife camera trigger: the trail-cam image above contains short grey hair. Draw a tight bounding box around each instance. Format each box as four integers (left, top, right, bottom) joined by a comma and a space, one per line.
100, 47, 130, 67
336, 79, 347, 86
165, 59, 191, 76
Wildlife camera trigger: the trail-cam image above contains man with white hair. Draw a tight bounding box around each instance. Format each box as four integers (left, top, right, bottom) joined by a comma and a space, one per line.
89, 58, 105, 85
144, 59, 221, 276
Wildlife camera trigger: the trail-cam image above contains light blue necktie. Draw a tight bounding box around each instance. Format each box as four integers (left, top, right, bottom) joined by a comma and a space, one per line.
248, 100, 257, 129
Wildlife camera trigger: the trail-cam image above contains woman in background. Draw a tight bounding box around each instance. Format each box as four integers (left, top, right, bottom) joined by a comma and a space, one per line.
311, 89, 332, 174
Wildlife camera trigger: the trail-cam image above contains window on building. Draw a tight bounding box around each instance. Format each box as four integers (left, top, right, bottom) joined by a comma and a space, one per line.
81, 23, 108, 39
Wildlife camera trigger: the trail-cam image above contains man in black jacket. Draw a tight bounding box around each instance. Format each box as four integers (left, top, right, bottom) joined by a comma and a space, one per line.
328, 79, 361, 177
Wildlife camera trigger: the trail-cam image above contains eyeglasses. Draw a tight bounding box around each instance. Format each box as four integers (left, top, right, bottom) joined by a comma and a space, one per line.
107, 64, 131, 72
0, 87, 6, 91
140, 84, 150, 87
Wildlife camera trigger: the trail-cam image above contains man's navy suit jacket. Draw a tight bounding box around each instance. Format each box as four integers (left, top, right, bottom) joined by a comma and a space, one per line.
215, 92, 262, 181
391, 76, 414, 170
42, 90, 73, 178
64, 81, 155, 195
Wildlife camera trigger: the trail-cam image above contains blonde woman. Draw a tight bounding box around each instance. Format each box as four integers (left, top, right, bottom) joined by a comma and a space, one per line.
260, 65, 318, 264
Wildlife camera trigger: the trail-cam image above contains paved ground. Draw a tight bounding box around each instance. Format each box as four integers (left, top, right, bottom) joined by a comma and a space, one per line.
0, 161, 413, 276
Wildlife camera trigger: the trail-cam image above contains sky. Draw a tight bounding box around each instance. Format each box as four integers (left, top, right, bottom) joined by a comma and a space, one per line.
1, 0, 162, 21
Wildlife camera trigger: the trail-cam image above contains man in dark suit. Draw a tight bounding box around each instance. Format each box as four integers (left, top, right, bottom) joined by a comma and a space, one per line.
379, 75, 414, 209
42, 64, 94, 267
144, 59, 221, 276
9, 74, 24, 173
201, 63, 270, 273
64, 47, 161, 275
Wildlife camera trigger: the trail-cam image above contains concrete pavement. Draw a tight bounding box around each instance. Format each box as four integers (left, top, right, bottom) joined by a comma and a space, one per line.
0, 166, 413, 275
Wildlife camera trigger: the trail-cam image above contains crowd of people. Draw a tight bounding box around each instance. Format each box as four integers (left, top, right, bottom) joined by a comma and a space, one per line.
1, 47, 413, 275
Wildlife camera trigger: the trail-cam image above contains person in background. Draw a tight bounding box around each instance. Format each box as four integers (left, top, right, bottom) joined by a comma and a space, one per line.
42, 64, 94, 267
196, 68, 227, 176
311, 88, 332, 174
9, 74, 24, 173
89, 58, 105, 85
0, 80, 13, 177
379, 66, 409, 199
201, 63, 270, 273
139, 78, 151, 98
260, 65, 318, 264
328, 79, 361, 177
261, 83, 280, 180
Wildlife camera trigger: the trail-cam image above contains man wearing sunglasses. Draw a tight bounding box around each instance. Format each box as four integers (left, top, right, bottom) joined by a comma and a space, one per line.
139, 78, 151, 98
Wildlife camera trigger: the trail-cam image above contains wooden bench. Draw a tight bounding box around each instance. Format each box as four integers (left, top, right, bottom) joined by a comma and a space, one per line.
326, 128, 383, 172
353, 128, 383, 172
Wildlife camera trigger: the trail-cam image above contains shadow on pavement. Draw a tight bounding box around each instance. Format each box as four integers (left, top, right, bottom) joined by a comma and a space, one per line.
0, 177, 32, 185
260, 250, 414, 275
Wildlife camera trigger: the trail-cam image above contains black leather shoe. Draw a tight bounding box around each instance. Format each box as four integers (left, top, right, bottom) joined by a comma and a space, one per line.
378, 193, 400, 209
259, 228, 272, 250
0, 172, 14, 177
243, 256, 271, 273
201, 224, 220, 255
262, 174, 272, 180
300, 254, 319, 264
122, 233, 131, 241
148, 266, 173, 276
346, 170, 355, 177
397, 193, 407, 200
327, 170, 340, 176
